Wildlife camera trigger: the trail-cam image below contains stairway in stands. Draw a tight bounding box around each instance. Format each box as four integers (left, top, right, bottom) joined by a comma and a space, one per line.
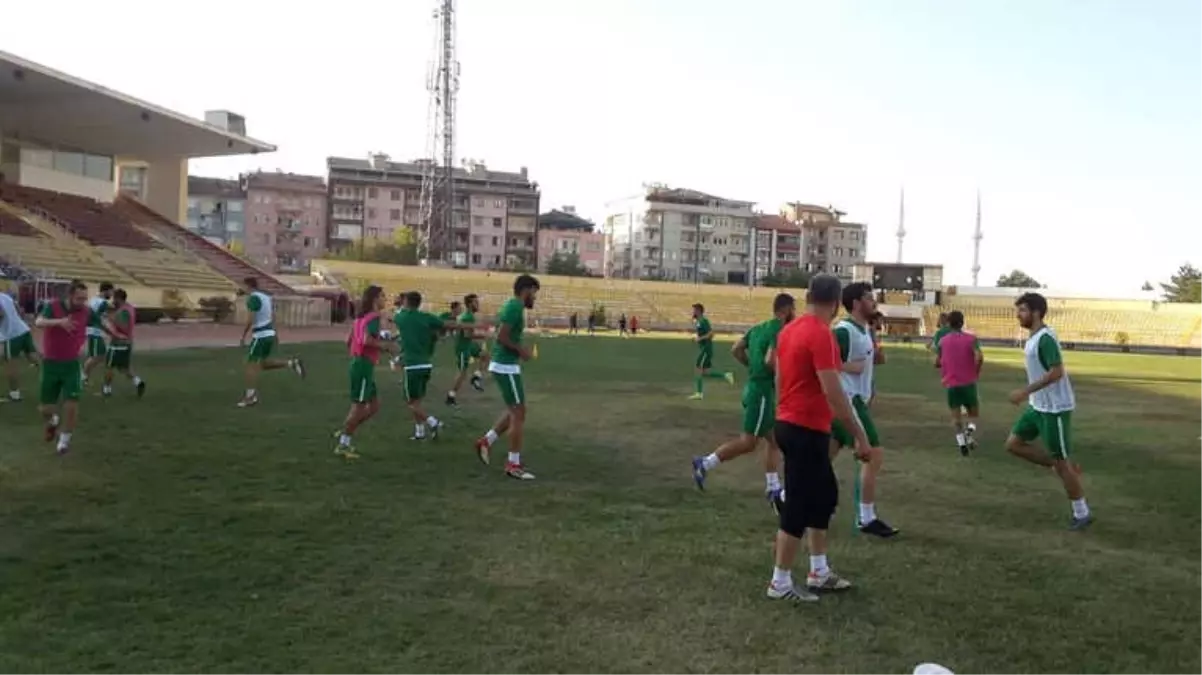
114, 195, 294, 296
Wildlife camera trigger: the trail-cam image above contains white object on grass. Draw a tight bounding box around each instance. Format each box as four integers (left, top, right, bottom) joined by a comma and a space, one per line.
914, 664, 953, 675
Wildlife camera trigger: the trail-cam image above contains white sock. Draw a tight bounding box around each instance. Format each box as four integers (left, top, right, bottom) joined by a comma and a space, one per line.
859, 502, 876, 524
57, 431, 72, 449
447, 390, 457, 399
133, 376, 143, 386
103, 383, 112, 393
955, 432, 966, 446
245, 388, 256, 398
426, 416, 440, 429
484, 429, 499, 445
9, 390, 19, 400
702, 453, 721, 471
415, 424, 426, 438
809, 554, 829, 576
339, 433, 352, 447
1071, 498, 1090, 519
50, 414, 60, 426
473, 370, 482, 379
766, 472, 781, 492
771, 566, 792, 587
507, 452, 521, 465
967, 422, 977, 433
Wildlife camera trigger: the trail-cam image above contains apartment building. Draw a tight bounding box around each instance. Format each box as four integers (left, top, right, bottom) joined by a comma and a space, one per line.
781, 202, 868, 282
186, 176, 245, 247
243, 171, 328, 273
751, 214, 804, 282
603, 185, 755, 283
326, 153, 540, 270
537, 206, 604, 275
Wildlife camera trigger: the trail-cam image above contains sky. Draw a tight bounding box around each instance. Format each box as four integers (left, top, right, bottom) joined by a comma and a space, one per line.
4, 0, 1200, 293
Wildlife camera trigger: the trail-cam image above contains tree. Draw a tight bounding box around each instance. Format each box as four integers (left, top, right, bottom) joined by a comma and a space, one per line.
1159, 263, 1202, 303
761, 268, 811, 288
327, 231, 418, 266
546, 251, 589, 277
1141, 281, 1154, 292
996, 269, 1041, 288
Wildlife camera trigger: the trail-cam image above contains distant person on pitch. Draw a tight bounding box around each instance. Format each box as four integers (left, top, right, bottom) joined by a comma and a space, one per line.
933, 310, 983, 456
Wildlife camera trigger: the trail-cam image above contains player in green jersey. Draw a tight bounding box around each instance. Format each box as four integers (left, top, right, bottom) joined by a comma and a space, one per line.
237, 277, 306, 408
393, 291, 465, 440
928, 312, 950, 356
474, 274, 540, 480
692, 293, 795, 506
688, 303, 734, 400
81, 281, 114, 388
101, 289, 146, 399
445, 293, 490, 407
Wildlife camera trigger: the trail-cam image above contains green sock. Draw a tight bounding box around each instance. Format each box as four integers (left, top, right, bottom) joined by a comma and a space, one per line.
705, 372, 728, 379
694, 375, 704, 394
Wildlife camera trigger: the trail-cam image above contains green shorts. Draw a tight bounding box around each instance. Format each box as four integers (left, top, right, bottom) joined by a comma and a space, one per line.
106, 344, 132, 371
946, 383, 980, 411
492, 369, 526, 407
247, 335, 277, 362
1011, 406, 1073, 460
831, 395, 881, 448
86, 335, 107, 358
696, 349, 714, 370
3, 331, 37, 360
741, 381, 775, 438
456, 344, 483, 371
349, 358, 378, 403
40, 359, 82, 405
402, 366, 432, 401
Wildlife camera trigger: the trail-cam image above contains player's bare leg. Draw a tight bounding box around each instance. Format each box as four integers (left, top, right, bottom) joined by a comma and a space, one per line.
1005, 434, 1055, 467
951, 407, 968, 456
4, 357, 22, 401
82, 355, 101, 386
475, 409, 512, 465
336, 399, 380, 458
407, 397, 442, 440
49, 399, 78, 454
963, 406, 980, 452
693, 434, 758, 490
39, 402, 60, 442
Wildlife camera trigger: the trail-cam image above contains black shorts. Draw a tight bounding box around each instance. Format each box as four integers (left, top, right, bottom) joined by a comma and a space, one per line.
775, 420, 838, 535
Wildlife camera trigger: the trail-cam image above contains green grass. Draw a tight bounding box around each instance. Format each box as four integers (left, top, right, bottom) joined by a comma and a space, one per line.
1, 336, 1199, 673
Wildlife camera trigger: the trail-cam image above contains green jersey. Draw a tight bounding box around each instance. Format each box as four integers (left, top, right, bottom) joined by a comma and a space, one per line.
455, 310, 477, 353
86, 296, 109, 337
393, 308, 445, 367
491, 297, 525, 365
695, 316, 714, 352
744, 317, 783, 383
932, 325, 951, 348
110, 306, 134, 345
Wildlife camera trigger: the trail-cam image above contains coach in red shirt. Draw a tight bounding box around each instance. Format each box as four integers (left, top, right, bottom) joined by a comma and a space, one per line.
765, 274, 871, 604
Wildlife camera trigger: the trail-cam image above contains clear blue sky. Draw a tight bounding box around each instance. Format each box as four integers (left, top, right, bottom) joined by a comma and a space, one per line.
6, 0, 1200, 293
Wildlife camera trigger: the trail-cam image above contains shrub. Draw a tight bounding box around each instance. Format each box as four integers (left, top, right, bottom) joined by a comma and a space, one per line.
1115, 331, 1131, 353
161, 289, 186, 323
198, 296, 235, 323
590, 302, 608, 327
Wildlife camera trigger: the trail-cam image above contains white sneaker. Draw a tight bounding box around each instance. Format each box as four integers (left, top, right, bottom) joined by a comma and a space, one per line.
806, 570, 853, 592
767, 581, 819, 603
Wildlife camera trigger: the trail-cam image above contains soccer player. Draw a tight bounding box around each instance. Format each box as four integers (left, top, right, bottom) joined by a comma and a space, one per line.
0, 290, 39, 402
688, 303, 734, 400
35, 280, 106, 454
933, 310, 983, 456
768, 274, 870, 603
446, 293, 489, 407
335, 284, 397, 458
1005, 292, 1092, 530
474, 274, 540, 480
928, 312, 950, 354
692, 293, 794, 504
568, 312, 579, 335
237, 277, 305, 408
618, 313, 628, 337
830, 282, 898, 538
101, 289, 146, 398
81, 281, 114, 387
394, 291, 461, 440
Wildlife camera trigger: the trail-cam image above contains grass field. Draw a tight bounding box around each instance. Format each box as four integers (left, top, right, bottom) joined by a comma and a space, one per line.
1, 335, 1199, 673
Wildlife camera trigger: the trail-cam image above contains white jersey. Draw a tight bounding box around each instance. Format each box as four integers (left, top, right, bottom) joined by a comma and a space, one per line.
834, 318, 874, 400
247, 291, 276, 339
1024, 325, 1075, 413
0, 293, 31, 340
86, 295, 109, 337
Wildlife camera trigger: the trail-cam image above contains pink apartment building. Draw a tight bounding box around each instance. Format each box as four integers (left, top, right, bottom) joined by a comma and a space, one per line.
243, 171, 328, 272
537, 206, 604, 275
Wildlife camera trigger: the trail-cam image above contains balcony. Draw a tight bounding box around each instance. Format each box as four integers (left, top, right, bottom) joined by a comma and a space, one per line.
508, 200, 537, 214
508, 237, 535, 250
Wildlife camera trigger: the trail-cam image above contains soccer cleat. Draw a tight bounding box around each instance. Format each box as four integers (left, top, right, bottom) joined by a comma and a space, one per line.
445, 393, 458, 407
806, 570, 853, 592
1069, 514, 1094, 531
429, 422, 442, 441
767, 581, 819, 604
334, 445, 360, 460
470, 374, 484, 392
236, 395, 259, 408
56, 442, 70, 456
958, 443, 970, 457
724, 372, 735, 385
409, 434, 427, 442
859, 518, 900, 538
292, 358, 307, 379
690, 457, 708, 491
505, 463, 535, 480
136, 381, 147, 399
766, 488, 784, 514
474, 438, 491, 465
8, 391, 20, 402
101, 387, 112, 398
687, 393, 704, 401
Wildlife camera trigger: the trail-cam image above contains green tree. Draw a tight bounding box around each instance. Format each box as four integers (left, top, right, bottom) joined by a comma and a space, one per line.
1141, 281, 1154, 292
996, 269, 1041, 288
328, 231, 418, 266
546, 251, 589, 277
762, 268, 811, 288
1159, 263, 1202, 303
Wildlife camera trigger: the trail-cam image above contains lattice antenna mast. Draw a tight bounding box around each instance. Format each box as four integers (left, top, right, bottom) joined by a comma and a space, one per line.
971, 190, 983, 286
418, 0, 459, 263
895, 186, 906, 263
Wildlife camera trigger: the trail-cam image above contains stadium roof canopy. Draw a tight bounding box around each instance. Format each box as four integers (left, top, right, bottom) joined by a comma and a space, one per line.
0, 50, 275, 159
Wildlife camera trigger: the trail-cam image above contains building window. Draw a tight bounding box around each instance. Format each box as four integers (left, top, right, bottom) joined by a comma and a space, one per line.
390, 189, 401, 201
493, 217, 502, 228
493, 255, 501, 265
849, 248, 857, 257
494, 199, 505, 208
368, 187, 378, 199
471, 253, 481, 264
367, 208, 377, 219
367, 227, 378, 238
491, 236, 499, 246
474, 199, 484, 207
390, 209, 401, 221
836, 230, 844, 239
850, 231, 859, 241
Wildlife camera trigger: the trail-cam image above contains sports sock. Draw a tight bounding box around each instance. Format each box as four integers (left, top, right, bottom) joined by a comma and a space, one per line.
57, 432, 72, 450
484, 429, 499, 445
447, 390, 457, 399
133, 376, 143, 386
245, 388, 256, 399
809, 554, 829, 576
9, 390, 19, 400
50, 414, 60, 427
771, 566, 792, 587
859, 502, 877, 524
473, 370, 482, 379
702, 453, 721, 471
967, 421, 978, 433
507, 452, 521, 465
426, 416, 440, 428
694, 376, 703, 394
339, 433, 352, 447
766, 472, 781, 492
414, 424, 426, 438
955, 432, 966, 446
1071, 498, 1090, 519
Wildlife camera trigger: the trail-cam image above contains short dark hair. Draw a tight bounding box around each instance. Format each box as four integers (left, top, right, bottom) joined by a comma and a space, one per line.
450, 300, 462, 310
514, 274, 540, 295
464, 293, 478, 305
69, 279, 87, 293
99, 281, 114, 293
808, 274, 842, 306
1015, 292, 1048, 318
406, 290, 423, 308
948, 310, 965, 330
772, 293, 795, 313
692, 303, 705, 313
113, 288, 128, 302
244, 277, 259, 290
841, 281, 874, 312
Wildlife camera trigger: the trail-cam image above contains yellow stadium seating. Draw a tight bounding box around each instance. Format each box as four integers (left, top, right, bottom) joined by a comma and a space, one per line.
95, 246, 235, 293
0, 232, 134, 285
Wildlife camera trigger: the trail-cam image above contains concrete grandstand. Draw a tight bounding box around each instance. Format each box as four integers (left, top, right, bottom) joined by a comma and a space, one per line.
0, 50, 328, 325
